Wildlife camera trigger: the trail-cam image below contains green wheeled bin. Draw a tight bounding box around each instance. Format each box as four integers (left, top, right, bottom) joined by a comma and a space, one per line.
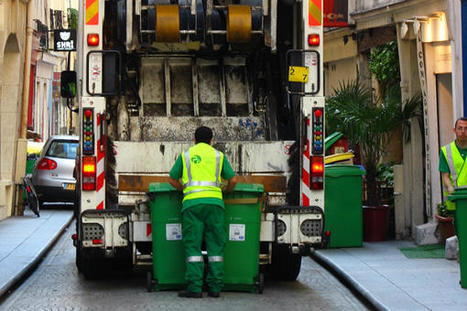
448, 188, 467, 289
223, 183, 264, 293
324, 165, 365, 248
147, 182, 186, 291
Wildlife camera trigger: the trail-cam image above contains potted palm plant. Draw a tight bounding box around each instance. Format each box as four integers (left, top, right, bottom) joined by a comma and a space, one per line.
326, 79, 420, 241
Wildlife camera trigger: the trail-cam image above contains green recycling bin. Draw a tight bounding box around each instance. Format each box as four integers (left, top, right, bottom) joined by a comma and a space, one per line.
448, 188, 467, 289
148, 182, 186, 291
223, 183, 264, 293
324, 165, 365, 248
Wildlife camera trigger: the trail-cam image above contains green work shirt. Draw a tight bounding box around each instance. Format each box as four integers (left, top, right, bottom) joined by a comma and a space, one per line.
439, 142, 467, 173
169, 151, 236, 211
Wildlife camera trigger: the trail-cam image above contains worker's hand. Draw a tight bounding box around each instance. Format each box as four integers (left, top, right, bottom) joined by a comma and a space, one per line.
447, 185, 455, 194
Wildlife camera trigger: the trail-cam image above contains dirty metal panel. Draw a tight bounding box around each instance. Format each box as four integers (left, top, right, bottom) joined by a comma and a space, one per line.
141, 58, 165, 104
225, 65, 248, 105
115, 140, 292, 174
140, 116, 266, 141
118, 193, 147, 206
170, 63, 193, 104
239, 141, 294, 173
198, 64, 221, 104
115, 141, 190, 173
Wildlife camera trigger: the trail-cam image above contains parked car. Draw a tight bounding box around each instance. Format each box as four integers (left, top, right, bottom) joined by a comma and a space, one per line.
31, 135, 79, 207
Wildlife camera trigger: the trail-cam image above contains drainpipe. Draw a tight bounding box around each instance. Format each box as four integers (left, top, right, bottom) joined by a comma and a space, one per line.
14, 0, 34, 215
20, 0, 34, 139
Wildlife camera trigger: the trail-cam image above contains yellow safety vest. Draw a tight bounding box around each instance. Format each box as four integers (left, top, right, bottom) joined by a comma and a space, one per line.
181, 143, 224, 203
442, 141, 467, 210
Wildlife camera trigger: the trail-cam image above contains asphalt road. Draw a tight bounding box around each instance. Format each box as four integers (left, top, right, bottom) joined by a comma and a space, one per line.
1, 222, 368, 311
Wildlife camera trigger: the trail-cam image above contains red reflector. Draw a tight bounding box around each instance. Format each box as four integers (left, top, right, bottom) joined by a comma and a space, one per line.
325, 230, 331, 237
308, 34, 320, 46
92, 239, 103, 244
311, 157, 324, 174
71, 234, 77, 240
27, 186, 31, 193
37, 158, 57, 170
87, 33, 100, 46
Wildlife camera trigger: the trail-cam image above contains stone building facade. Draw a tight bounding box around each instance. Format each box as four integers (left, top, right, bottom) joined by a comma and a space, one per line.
324, 0, 461, 241
0, 0, 29, 220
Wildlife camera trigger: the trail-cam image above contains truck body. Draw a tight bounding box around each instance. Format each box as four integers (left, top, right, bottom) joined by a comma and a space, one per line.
73, 0, 327, 280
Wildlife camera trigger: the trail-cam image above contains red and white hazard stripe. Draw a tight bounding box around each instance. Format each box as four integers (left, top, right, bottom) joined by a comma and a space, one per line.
302, 118, 311, 206
96, 114, 105, 210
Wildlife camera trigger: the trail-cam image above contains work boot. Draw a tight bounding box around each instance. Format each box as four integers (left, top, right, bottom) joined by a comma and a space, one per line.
207, 292, 220, 298
178, 290, 202, 298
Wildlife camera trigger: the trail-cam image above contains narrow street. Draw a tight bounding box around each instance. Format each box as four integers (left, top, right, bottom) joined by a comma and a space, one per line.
1, 220, 368, 311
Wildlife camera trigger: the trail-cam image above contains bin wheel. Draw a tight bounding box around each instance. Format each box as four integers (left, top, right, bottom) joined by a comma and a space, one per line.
146, 271, 154, 292
256, 272, 264, 294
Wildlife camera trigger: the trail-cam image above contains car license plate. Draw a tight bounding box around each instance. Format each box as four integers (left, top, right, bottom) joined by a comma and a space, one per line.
63, 183, 75, 190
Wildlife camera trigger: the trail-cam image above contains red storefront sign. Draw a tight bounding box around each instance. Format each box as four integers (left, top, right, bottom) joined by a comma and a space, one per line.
324, 0, 349, 27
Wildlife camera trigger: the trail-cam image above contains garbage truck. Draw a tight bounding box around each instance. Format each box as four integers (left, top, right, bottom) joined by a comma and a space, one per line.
69, 0, 327, 280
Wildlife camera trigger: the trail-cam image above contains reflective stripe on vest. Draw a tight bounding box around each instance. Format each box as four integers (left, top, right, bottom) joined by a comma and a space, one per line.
445, 143, 458, 186
183, 149, 221, 190
181, 143, 223, 201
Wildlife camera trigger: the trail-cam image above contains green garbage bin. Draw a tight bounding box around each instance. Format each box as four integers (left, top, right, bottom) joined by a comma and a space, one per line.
148, 182, 186, 291
448, 188, 467, 289
324, 165, 365, 248
223, 183, 264, 293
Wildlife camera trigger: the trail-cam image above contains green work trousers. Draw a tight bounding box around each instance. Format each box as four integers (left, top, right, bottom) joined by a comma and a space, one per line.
182, 204, 225, 293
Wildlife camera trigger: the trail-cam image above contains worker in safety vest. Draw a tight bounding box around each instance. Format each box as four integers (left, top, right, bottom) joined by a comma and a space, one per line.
439, 117, 467, 231
169, 126, 237, 298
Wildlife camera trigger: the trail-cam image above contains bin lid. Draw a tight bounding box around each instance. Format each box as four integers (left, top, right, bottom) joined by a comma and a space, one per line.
448, 187, 467, 201
148, 182, 177, 193
234, 183, 264, 193
325, 132, 343, 151
325, 152, 354, 165
324, 165, 365, 177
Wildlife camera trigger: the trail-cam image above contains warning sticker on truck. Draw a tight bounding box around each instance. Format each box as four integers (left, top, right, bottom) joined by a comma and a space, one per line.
166, 223, 182, 241
229, 224, 245, 241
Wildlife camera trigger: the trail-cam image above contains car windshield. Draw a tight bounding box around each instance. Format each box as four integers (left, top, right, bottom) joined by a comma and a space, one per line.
46, 140, 78, 159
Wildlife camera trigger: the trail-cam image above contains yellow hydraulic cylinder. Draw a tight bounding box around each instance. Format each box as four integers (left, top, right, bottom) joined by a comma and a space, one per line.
155, 5, 180, 42
227, 5, 252, 43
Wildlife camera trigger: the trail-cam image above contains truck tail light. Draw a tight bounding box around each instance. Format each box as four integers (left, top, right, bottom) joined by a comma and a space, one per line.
37, 158, 57, 170
82, 156, 96, 191
308, 34, 320, 46
311, 156, 324, 190
87, 33, 99, 46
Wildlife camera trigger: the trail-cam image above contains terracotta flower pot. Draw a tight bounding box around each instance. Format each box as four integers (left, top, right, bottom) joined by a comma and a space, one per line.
435, 214, 455, 244
362, 205, 389, 242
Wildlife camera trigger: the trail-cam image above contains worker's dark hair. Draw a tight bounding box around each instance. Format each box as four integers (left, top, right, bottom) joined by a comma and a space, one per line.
455, 117, 467, 128
195, 126, 213, 144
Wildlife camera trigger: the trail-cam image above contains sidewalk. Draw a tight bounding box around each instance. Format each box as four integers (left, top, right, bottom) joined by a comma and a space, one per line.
314, 241, 467, 311
0, 209, 73, 298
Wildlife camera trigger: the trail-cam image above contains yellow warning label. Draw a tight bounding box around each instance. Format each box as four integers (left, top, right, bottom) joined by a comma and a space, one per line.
288, 66, 309, 83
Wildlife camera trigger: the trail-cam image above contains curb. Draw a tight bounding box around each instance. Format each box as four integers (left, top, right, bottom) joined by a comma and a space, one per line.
311, 250, 390, 311
0, 213, 74, 299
